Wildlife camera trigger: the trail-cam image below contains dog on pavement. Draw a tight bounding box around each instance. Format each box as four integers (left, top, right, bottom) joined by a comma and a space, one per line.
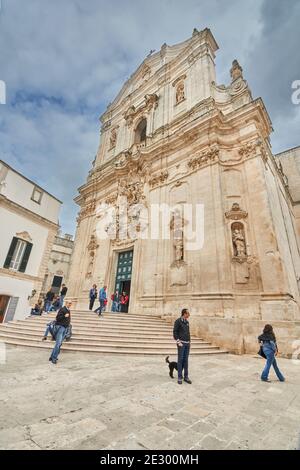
165, 356, 178, 379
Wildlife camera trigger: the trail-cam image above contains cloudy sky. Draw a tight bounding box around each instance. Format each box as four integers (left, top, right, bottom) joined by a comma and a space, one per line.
0, 0, 299, 235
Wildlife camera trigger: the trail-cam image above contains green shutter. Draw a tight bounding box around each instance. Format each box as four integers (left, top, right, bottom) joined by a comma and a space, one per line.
3, 237, 18, 269
19, 242, 33, 273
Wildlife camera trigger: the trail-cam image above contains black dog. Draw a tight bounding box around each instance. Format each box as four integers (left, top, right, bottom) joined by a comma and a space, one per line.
165, 356, 178, 379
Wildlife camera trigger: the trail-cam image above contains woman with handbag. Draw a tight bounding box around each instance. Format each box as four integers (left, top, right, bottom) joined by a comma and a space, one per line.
258, 324, 285, 382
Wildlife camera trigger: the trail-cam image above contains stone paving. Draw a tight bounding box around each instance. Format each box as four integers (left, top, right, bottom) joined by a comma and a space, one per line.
0, 345, 300, 450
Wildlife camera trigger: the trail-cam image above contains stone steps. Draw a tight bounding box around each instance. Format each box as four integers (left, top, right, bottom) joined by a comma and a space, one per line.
0, 310, 228, 356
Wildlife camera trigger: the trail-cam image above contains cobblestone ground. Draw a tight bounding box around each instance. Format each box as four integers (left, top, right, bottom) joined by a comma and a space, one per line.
0, 345, 300, 450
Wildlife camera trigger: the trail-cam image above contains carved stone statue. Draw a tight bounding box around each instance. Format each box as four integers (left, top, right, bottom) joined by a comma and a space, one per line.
230, 60, 243, 81
174, 239, 184, 261
176, 82, 185, 104
110, 128, 117, 149
232, 228, 246, 257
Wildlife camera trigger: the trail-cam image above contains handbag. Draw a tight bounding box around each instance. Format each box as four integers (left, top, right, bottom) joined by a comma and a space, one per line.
258, 345, 266, 359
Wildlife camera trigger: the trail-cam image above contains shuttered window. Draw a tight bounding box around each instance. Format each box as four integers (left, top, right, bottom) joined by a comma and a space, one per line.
3, 237, 33, 273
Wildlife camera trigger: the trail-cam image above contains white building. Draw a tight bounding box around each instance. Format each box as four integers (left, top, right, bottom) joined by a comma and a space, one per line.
0, 160, 61, 322
42, 232, 74, 296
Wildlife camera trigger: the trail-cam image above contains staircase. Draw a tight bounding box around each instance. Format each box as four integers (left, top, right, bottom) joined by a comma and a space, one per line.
0, 310, 227, 356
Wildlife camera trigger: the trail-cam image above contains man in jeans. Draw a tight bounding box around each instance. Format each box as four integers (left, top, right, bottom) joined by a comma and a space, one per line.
173, 308, 192, 385
49, 301, 72, 364
95, 285, 107, 316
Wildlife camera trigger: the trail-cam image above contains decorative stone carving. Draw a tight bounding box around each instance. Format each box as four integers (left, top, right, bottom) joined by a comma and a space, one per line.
123, 94, 159, 127
238, 139, 267, 163
170, 208, 186, 267
144, 93, 159, 111
109, 127, 119, 149
225, 203, 248, 220
124, 106, 136, 126
86, 234, 99, 278
231, 222, 247, 261
77, 200, 96, 223
15, 231, 32, 242
119, 178, 146, 206
148, 170, 169, 188
187, 146, 219, 171
175, 82, 185, 104
230, 60, 243, 81
140, 64, 151, 80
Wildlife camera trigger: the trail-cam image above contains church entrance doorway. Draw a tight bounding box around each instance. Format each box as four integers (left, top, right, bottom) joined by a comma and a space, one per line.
115, 250, 133, 313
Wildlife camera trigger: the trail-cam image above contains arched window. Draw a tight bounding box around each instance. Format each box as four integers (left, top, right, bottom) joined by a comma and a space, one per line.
135, 118, 147, 144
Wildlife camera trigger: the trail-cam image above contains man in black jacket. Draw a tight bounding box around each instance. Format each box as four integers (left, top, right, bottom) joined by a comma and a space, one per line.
58, 284, 68, 308
49, 301, 72, 364
173, 308, 192, 385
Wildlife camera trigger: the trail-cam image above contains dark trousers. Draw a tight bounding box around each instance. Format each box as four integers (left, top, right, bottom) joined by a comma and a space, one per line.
177, 343, 190, 380
95, 299, 105, 314
89, 297, 96, 310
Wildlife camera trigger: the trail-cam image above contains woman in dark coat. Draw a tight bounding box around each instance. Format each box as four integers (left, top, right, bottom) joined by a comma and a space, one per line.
258, 324, 285, 382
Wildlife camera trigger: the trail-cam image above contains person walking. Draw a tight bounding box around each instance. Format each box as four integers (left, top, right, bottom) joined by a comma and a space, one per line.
89, 284, 97, 311
94, 285, 107, 316
120, 291, 129, 313
111, 290, 120, 312
58, 284, 68, 309
44, 289, 55, 313
173, 308, 192, 385
49, 301, 72, 364
258, 324, 285, 382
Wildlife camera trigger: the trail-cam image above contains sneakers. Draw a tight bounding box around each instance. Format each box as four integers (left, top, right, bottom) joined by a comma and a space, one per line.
184, 378, 192, 384
42, 336, 47, 341
178, 378, 192, 384
261, 378, 271, 382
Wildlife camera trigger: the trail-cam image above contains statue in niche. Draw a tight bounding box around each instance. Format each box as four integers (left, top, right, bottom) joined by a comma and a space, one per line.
174, 239, 184, 262
171, 208, 185, 263
232, 223, 247, 258
110, 128, 117, 149
176, 82, 185, 104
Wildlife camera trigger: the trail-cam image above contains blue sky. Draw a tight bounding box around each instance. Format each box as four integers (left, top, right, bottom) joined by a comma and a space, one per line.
0, 0, 299, 235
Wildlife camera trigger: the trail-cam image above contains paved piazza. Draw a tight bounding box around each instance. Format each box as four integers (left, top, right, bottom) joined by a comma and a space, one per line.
0, 346, 299, 450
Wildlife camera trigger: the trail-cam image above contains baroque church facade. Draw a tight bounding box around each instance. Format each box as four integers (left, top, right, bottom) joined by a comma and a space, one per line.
68, 28, 300, 355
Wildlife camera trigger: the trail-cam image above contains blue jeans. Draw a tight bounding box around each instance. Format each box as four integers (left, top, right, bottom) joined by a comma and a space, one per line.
50, 325, 67, 361
112, 301, 120, 312
95, 299, 105, 314
177, 343, 190, 380
44, 322, 54, 338
261, 346, 285, 381
44, 300, 52, 312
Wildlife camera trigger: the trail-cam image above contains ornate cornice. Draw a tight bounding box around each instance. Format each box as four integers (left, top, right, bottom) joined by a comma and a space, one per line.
187, 146, 219, 171
148, 170, 169, 188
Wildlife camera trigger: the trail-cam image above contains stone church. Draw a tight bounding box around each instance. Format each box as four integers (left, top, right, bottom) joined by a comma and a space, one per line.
68, 28, 300, 355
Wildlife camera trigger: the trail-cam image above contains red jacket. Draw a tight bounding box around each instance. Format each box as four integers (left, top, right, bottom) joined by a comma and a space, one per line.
120, 295, 129, 305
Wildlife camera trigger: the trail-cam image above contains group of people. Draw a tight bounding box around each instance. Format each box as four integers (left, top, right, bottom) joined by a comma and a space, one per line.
30, 282, 286, 381
30, 284, 68, 316
43, 301, 286, 384
173, 309, 285, 385
89, 285, 129, 315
